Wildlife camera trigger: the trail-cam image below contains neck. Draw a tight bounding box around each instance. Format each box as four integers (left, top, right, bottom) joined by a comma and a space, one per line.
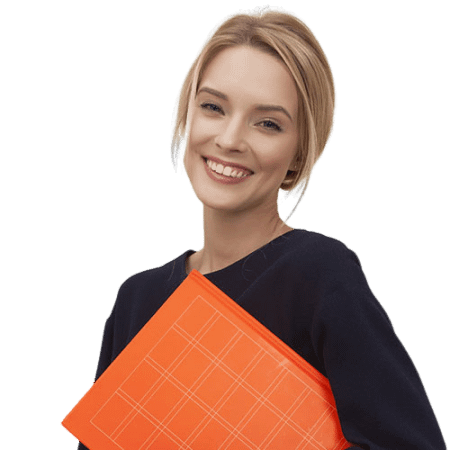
190, 206, 293, 275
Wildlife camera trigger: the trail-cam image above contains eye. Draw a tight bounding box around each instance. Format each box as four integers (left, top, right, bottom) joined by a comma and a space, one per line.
259, 120, 282, 132
200, 102, 224, 114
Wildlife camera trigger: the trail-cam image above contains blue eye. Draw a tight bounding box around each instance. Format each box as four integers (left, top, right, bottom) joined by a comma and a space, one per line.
201, 102, 223, 114
260, 120, 282, 132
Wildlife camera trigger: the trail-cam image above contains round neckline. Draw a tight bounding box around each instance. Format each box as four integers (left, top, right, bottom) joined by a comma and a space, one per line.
183, 228, 299, 277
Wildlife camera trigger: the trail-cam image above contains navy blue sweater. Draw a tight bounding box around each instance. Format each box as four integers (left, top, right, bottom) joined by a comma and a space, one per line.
78, 229, 446, 449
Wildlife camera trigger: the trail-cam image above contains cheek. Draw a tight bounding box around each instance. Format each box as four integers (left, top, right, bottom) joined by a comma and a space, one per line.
184, 122, 208, 170
189, 113, 217, 147
253, 138, 296, 173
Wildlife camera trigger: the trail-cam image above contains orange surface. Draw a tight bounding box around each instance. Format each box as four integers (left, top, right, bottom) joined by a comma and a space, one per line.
63, 269, 352, 449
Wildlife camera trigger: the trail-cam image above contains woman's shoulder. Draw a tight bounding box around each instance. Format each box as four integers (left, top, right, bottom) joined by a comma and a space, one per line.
114, 251, 187, 304
287, 228, 362, 269
104, 253, 188, 336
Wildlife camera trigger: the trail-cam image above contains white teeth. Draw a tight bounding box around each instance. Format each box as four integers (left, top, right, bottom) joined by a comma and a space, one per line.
206, 159, 249, 178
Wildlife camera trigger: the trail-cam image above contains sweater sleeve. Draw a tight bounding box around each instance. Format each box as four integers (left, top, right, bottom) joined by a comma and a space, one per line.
77, 309, 116, 450
311, 247, 446, 449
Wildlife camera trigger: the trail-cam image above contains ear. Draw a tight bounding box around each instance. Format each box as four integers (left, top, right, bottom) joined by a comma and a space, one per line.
288, 154, 299, 172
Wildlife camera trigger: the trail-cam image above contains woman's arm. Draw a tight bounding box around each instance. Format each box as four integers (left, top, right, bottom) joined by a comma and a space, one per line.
77, 310, 115, 450
312, 248, 446, 449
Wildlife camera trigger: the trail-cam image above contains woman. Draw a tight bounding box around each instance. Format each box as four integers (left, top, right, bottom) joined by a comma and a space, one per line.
78, 10, 446, 449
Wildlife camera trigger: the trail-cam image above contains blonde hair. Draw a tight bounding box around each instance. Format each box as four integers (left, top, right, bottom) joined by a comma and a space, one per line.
171, 9, 335, 221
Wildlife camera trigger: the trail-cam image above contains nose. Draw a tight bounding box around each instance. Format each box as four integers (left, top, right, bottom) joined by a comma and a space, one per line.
214, 115, 248, 152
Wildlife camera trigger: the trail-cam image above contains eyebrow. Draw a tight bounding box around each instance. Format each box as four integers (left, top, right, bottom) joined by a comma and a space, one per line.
196, 86, 293, 122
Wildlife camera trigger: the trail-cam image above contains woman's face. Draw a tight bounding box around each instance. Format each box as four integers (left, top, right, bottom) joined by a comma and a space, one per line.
184, 45, 299, 215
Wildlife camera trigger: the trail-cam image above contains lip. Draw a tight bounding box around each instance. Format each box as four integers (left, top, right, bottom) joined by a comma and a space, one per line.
203, 156, 253, 185
203, 155, 254, 175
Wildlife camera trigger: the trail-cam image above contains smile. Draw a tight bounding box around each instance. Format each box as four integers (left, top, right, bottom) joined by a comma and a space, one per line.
202, 157, 253, 185
205, 158, 250, 178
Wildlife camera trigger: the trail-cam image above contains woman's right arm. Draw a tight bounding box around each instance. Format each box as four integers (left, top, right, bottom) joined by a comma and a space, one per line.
77, 310, 116, 450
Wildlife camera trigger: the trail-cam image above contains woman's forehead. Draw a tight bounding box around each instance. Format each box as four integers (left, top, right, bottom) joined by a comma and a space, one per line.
198, 46, 298, 116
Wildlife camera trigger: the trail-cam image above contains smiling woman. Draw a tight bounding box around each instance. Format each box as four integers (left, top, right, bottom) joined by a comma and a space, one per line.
76, 9, 446, 450
172, 12, 335, 221
171, 11, 338, 278
184, 45, 300, 218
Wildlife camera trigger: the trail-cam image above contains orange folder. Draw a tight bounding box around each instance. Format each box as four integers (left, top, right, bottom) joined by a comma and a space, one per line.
63, 269, 352, 450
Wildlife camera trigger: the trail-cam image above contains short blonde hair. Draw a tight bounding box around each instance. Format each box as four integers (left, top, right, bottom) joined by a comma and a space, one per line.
171, 10, 335, 220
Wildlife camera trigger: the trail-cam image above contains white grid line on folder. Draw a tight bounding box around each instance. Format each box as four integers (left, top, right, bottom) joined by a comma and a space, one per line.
104, 295, 256, 449
148, 298, 312, 446
178, 297, 332, 448
141, 330, 265, 449
91, 306, 232, 445
116, 321, 266, 450
94, 296, 334, 450
90, 293, 341, 450
90, 296, 222, 443
115, 389, 195, 450
142, 347, 274, 450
